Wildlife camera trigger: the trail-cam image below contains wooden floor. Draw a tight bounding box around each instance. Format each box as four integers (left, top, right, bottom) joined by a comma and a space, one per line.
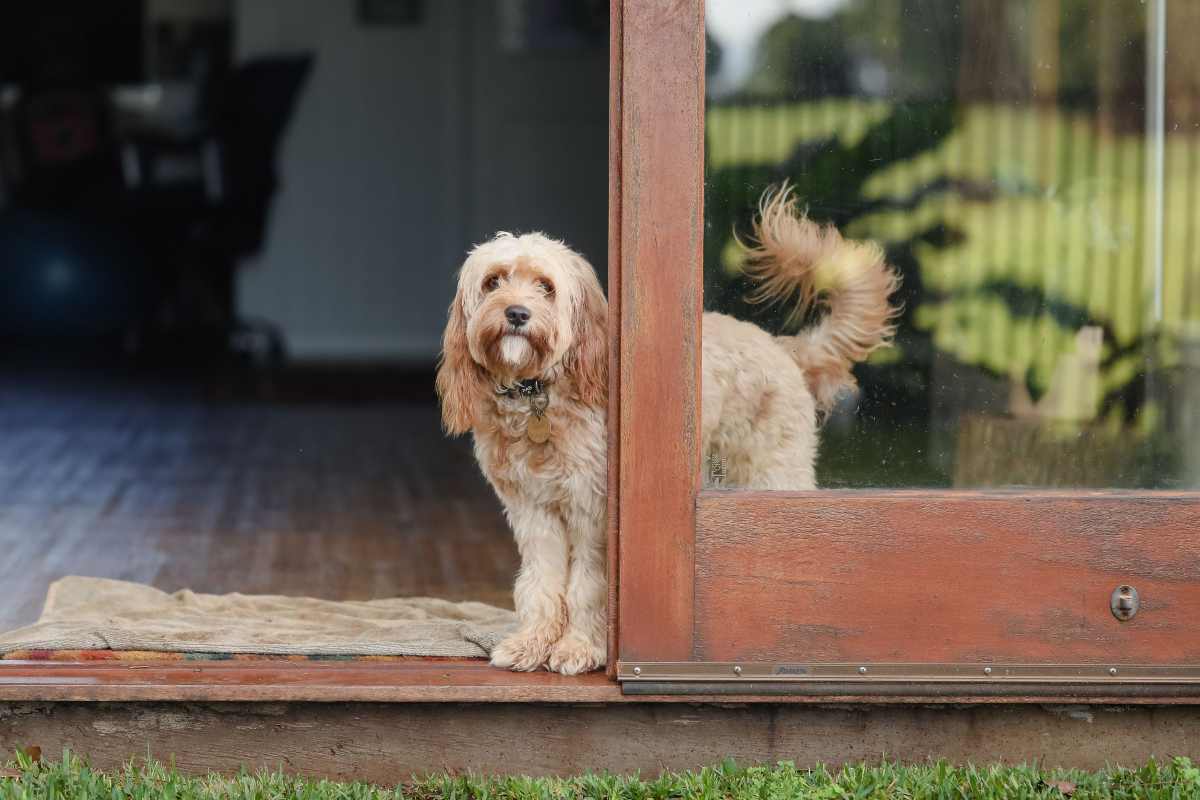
0, 367, 517, 631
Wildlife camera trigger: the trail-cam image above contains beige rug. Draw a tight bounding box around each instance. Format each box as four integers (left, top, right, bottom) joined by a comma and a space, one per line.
0, 576, 517, 658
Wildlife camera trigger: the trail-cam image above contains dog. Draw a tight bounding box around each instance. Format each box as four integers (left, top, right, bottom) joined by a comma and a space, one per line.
436, 185, 898, 674
703, 186, 900, 488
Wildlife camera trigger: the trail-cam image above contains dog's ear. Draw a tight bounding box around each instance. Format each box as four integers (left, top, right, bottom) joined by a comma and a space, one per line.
436, 291, 484, 435
564, 261, 608, 407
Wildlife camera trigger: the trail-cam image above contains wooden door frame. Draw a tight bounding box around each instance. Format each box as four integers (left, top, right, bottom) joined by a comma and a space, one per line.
609, 0, 1200, 698
607, 0, 705, 674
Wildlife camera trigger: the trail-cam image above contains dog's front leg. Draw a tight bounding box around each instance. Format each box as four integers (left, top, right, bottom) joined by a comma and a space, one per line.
548, 511, 607, 675
491, 505, 569, 672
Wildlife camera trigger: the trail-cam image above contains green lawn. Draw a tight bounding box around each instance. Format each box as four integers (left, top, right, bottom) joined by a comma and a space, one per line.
5, 753, 1200, 800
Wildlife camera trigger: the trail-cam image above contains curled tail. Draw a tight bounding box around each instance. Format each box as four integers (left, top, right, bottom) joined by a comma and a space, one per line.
739, 183, 901, 413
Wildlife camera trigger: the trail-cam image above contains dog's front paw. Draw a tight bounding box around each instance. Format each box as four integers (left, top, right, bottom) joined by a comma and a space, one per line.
547, 632, 606, 675
490, 629, 557, 672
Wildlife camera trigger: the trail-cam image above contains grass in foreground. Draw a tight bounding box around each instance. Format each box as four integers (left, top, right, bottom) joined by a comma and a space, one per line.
4, 753, 1200, 800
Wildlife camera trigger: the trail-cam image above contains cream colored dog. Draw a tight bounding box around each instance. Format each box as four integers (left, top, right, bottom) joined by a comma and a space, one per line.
436, 185, 898, 674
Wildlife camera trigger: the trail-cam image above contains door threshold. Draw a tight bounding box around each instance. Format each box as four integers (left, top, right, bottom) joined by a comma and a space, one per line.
0, 658, 621, 703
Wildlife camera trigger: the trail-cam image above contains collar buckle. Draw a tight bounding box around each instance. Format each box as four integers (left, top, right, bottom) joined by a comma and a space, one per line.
495, 378, 545, 399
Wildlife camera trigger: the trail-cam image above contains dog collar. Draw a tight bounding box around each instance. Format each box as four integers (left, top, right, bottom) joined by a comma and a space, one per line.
494, 378, 545, 400
495, 378, 553, 443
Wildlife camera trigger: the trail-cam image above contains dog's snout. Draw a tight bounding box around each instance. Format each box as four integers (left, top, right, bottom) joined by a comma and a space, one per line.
505, 305, 531, 327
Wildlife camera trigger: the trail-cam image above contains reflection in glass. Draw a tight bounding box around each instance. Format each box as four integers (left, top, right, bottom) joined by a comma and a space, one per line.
705, 0, 1200, 488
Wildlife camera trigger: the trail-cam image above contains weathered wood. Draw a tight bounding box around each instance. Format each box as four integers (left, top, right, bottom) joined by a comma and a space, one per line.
696, 491, 1200, 664
4, 702, 1200, 779
615, 0, 704, 662
5, 658, 1198, 705
0, 659, 620, 703
605, 0, 623, 681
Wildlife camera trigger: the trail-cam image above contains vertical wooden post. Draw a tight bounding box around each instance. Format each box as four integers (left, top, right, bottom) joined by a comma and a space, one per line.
614, 0, 704, 664
605, 0, 623, 679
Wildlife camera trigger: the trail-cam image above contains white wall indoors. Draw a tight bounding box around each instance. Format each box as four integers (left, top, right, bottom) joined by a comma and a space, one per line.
234, 0, 608, 361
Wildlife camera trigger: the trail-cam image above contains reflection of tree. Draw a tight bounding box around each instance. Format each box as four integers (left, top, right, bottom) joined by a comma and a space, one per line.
740, 1, 964, 101
743, 15, 854, 99
708, 2, 967, 423
955, 0, 1028, 103
705, 32, 722, 79
706, 100, 958, 422
705, 0, 1190, 486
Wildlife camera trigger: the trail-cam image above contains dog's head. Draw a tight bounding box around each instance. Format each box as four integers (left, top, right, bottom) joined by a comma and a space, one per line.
436, 232, 607, 435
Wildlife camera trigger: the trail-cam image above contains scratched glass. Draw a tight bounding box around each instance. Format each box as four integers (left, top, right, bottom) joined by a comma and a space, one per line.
703, 0, 1200, 489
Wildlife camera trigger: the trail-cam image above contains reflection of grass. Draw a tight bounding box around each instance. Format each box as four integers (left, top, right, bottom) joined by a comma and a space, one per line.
816, 405, 1185, 489
817, 416, 951, 488
707, 99, 893, 168
707, 102, 1200, 399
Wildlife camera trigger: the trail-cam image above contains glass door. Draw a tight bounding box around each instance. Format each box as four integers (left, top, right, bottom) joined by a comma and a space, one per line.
613, 0, 1200, 695
703, 0, 1200, 492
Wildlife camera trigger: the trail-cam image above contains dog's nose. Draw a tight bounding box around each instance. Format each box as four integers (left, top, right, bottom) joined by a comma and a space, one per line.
505, 305, 531, 327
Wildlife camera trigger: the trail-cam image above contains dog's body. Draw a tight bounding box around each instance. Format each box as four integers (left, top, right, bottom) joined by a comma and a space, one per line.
701, 188, 900, 489
437, 186, 897, 674
467, 372, 608, 675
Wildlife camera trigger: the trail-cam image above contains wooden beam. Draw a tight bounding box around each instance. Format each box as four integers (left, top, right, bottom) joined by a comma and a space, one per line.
696, 491, 1200, 664
616, 0, 704, 663
605, 0, 624, 681
0, 659, 620, 703
5, 658, 1196, 705
5, 701, 1200, 779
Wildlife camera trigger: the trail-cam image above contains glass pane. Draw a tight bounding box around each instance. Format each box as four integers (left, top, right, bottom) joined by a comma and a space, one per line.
704, 0, 1200, 489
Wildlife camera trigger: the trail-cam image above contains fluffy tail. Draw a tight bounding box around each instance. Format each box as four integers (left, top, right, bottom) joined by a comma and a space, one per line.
739, 183, 900, 413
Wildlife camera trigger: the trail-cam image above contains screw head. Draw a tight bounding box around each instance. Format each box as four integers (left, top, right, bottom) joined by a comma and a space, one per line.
858, 666, 868, 675
983, 667, 993, 676
1109, 667, 1118, 676
733, 665, 743, 676
1110, 585, 1140, 621
632, 666, 642, 677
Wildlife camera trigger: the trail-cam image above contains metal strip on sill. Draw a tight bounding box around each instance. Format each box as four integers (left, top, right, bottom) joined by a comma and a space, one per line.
618, 662, 1200, 687
621, 681, 1200, 697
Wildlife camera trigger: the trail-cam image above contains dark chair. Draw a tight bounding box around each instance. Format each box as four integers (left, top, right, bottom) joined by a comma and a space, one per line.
207, 55, 315, 258
123, 54, 315, 364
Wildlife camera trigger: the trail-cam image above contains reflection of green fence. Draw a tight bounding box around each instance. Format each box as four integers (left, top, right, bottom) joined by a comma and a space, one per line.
706, 100, 1200, 397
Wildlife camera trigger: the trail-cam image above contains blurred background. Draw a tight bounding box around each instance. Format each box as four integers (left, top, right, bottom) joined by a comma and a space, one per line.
705, 0, 1200, 489
0, 0, 607, 629
0, 0, 608, 367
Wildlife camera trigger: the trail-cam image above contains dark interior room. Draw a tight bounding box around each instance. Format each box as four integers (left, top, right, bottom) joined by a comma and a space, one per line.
0, 0, 609, 633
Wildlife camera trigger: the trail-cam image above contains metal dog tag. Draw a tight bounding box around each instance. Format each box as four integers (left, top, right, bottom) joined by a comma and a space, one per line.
527, 413, 551, 443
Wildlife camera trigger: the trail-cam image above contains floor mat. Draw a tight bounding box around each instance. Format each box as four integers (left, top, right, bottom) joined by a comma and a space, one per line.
0, 576, 516, 658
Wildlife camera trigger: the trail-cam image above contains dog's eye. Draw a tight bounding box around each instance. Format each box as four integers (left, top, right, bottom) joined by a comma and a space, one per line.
537, 279, 555, 296
483, 275, 501, 293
